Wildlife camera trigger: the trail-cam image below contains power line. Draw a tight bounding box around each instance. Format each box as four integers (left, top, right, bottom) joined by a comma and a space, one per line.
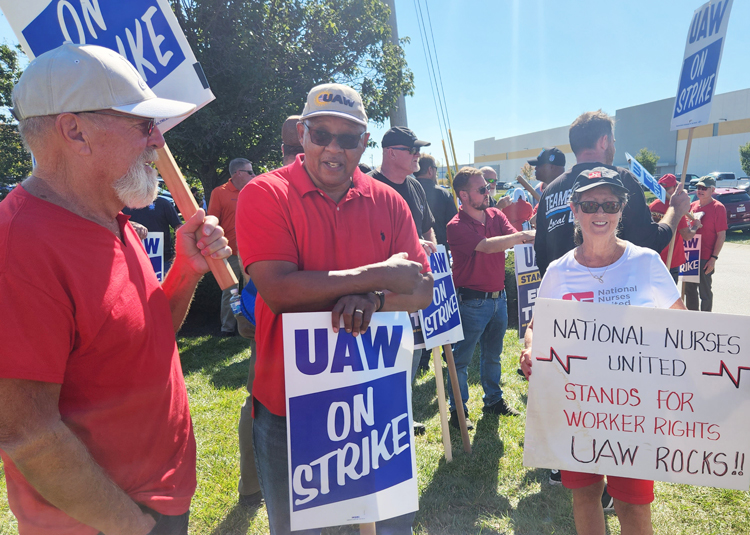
411, 0, 445, 143
423, 0, 453, 134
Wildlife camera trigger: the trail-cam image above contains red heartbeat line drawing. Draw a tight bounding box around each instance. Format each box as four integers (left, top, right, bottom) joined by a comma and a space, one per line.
702, 361, 750, 389
536, 347, 588, 374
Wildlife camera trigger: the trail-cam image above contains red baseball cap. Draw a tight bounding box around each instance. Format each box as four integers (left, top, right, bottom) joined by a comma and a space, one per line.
658, 174, 678, 188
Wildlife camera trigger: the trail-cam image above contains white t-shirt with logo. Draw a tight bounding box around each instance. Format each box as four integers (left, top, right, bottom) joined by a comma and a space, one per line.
538, 241, 680, 308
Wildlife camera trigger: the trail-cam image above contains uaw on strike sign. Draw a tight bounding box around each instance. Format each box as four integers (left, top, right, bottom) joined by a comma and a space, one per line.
671, 0, 733, 131
283, 312, 418, 531
525, 299, 750, 491
0, 0, 214, 132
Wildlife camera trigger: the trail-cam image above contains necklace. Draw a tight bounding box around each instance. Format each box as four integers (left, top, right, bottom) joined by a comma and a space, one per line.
576, 245, 619, 284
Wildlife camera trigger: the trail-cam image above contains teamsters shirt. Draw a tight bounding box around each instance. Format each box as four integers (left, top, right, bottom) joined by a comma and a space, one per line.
538, 241, 680, 308
534, 163, 673, 276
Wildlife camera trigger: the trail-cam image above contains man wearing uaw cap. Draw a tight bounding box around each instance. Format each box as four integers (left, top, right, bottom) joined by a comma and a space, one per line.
0, 43, 230, 534
236, 83, 433, 533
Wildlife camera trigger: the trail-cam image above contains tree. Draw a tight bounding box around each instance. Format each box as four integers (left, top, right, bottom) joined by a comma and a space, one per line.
0, 44, 32, 190
166, 0, 414, 199
740, 141, 750, 176
520, 163, 534, 183
635, 148, 660, 176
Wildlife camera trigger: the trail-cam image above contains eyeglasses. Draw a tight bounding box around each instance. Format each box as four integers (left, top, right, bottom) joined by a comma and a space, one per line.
303, 122, 365, 150
474, 186, 489, 195
696, 185, 708, 191
79, 111, 156, 136
389, 146, 420, 155
575, 200, 623, 214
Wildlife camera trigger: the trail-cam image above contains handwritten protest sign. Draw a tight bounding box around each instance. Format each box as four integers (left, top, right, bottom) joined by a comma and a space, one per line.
0, 0, 214, 132
514, 244, 540, 339
679, 234, 701, 284
283, 312, 418, 530
625, 152, 666, 203
418, 245, 463, 349
142, 231, 164, 281
671, 0, 733, 131
525, 298, 750, 490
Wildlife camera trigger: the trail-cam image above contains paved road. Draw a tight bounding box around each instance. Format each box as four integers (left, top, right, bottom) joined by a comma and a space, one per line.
706, 241, 749, 316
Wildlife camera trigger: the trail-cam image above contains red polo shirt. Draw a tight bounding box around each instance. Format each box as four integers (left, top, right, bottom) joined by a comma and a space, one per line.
691, 198, 728, 260
650, 198, 688, 269
236, 155, 429, 416
447, 207, 517, 292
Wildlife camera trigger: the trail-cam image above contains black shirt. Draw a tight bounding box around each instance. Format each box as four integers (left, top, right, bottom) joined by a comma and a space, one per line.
416, 177, 457, 248
123, 196, 182, 257
370, 171, 435, 239
534, 162, 673, 276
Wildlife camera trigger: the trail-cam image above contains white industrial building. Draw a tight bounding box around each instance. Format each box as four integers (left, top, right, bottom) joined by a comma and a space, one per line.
470, 88, 750, 182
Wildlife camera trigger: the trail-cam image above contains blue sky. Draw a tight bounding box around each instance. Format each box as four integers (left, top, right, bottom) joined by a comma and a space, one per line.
2, 1, 748, 171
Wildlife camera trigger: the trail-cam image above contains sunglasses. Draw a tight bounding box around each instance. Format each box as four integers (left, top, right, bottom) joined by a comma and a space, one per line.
575, 200, 623, 214
486, 179, 496, 184
80, 111, 156, 136
389, 146, 421, 155
475, 186, 489, 195
696, 185, 708, 191
303, 122, 365, 150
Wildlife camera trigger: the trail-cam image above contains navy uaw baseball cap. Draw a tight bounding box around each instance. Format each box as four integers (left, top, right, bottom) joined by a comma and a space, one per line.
572, 167, 629, 194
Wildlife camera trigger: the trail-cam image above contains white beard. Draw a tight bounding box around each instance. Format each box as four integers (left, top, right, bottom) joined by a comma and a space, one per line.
115, 148, 159, 209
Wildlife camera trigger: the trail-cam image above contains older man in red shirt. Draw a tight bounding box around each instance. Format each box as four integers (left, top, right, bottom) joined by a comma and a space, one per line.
446, 167, 535, 430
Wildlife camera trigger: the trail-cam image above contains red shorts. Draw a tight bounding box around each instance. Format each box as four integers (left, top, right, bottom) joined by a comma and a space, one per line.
561, 470, 654, 505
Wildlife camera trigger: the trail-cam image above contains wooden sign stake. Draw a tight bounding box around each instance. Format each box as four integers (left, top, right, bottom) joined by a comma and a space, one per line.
431, 347, 453, 462
443, 344, 472, 454
155, 143, 238, 290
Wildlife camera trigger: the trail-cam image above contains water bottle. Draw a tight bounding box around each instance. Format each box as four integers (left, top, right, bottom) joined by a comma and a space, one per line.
229, 288, 242, 316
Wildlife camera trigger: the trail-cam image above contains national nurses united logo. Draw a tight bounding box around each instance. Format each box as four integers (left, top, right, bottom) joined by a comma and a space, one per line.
563, 291, 594, 302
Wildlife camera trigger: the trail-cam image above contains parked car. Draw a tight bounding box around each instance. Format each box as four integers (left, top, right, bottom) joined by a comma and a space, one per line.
689, 187, 750, 233
708, 171, 740, 189
686, 174, 703, 192
737, 177, 750, 191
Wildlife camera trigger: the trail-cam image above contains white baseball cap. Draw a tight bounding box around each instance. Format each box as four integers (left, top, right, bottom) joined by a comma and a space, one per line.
12, 42, 195, 120
300, 83, 368, 126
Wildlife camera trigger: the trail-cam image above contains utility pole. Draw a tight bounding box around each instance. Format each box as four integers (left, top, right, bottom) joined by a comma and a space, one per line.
384, 0, 408, 127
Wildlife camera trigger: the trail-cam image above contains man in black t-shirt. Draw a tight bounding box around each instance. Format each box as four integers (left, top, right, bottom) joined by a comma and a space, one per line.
369, 127, 436, 251
535, 111, 689, 276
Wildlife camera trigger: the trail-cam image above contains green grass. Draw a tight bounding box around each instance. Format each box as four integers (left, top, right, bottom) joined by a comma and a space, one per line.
2, 331, 750, 534
725, 229, 750, 245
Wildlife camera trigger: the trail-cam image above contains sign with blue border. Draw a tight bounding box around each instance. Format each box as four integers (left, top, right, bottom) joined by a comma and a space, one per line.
514, 244, 540, 340
0, 0, 214, 132
625, 152, 666, 203
283, 312, 418, 530
418, 245, 464, 350
670, 0, 733, 131
142, 231, 164, 281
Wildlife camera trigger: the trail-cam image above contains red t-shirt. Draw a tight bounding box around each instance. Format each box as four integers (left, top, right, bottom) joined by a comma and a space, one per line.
208, 180, 240, 254
446, 207, 517, 292
0, 188, 196, 534
691, 199, 728, 260
235, 155, 430, 416
649, 198, 688, 269
501, 199, 533, 231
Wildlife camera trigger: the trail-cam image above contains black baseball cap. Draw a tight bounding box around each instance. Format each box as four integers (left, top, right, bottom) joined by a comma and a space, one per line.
528, 147, 565, 167
382, 126, 431, 148
572, 167, 629, 195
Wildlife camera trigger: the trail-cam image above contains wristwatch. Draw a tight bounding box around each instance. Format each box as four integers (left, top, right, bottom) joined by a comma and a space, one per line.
711, 255, 719, 260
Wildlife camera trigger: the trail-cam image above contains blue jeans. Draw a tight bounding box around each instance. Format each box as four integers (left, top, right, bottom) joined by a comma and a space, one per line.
253, 400, 416, 535
447, 291, 507, 413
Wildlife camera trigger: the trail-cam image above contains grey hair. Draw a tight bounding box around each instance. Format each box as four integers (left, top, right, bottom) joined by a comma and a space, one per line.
570, 184, 629, 246
229, 158, 252, 176
17, 116, 56, 155
479, 166, 496, 176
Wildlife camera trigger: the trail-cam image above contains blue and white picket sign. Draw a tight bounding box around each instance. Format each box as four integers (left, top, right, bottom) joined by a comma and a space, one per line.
513, 244, 541, 340
283, 311, 418, 531
0, 0, 214, 132
679, 234, 702, 284
418, 245, 464, 350
670, 0, 733, 131
625, 152, 666, 203
142, 231, 164, 281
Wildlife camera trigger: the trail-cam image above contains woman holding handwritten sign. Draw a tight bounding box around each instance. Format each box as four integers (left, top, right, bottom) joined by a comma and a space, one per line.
521, 168, 687, 535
